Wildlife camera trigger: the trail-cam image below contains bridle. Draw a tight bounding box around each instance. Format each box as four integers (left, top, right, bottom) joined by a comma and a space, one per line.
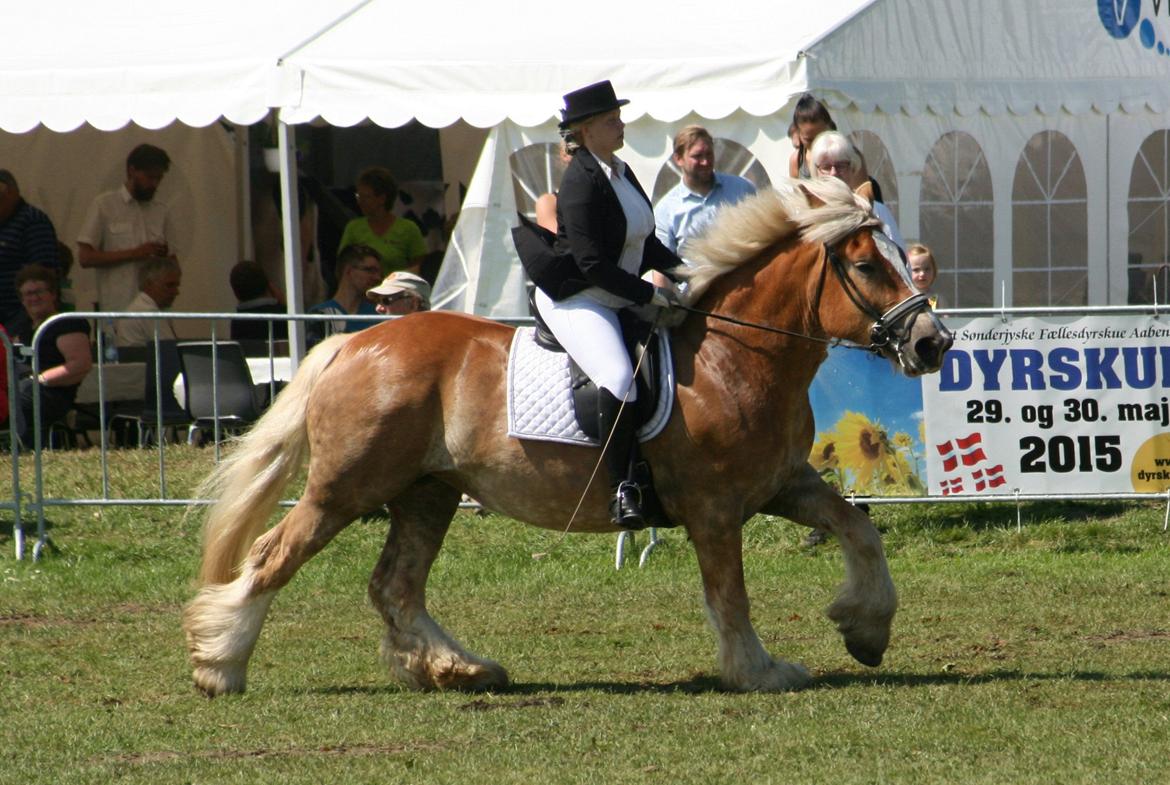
823, 243, 933, 360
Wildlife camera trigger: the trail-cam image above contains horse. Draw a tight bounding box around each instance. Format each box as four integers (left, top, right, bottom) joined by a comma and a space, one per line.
182, 177, 952, 696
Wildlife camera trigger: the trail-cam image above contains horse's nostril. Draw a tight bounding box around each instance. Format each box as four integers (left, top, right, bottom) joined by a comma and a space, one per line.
915, 335, 950, 369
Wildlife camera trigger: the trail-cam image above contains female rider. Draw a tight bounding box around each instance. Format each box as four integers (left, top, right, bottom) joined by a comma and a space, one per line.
528, 80, 683, 529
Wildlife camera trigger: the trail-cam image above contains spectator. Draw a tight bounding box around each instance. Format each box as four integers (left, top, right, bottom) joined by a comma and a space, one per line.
77, 143, 178, 312
654, 125, 757, 257
809, 130, 905, 252
0, 169, 60, 325
788, 93, 837, 180
337, 166, 427, 275
8, 265, 91, 448
0, 323, 9, 427
114, 257, 181, 348
906, 243, 940, 307
366, 271, 431, 316
229, 260, 287, 342
307, 243, 382, 346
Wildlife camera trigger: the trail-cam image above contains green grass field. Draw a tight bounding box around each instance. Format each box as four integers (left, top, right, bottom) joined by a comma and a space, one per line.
2, 448, 1169, 784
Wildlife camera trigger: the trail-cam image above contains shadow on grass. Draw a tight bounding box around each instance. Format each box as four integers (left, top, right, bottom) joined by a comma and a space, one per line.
814, 668, 1170, 689
0, 515, 55, 544
307, 667, 1170, 699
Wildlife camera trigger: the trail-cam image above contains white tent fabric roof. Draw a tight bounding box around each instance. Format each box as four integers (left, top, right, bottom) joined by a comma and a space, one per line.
5, 0, 1168, 132
276, 0, 876, 128
0, 0, 344, 132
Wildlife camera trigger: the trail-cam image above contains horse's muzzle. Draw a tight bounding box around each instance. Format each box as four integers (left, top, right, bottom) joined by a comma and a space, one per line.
902, 311, 953, 376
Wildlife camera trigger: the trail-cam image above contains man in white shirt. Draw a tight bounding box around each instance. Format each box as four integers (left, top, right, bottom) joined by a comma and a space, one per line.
654, 125, 757, 257
115, 256, 181, 348
78, 144, 178, 313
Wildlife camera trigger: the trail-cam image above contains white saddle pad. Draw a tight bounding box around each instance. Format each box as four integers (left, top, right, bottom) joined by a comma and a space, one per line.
506, 327, 674, 446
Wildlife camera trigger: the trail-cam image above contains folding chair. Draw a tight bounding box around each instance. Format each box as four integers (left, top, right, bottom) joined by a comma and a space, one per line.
176, 341, 264, 444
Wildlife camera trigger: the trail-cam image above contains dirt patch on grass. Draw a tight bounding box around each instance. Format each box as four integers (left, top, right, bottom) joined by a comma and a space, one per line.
103, 741, 447, 765
1083, 629, 1170, 644
459, 696, 566, 711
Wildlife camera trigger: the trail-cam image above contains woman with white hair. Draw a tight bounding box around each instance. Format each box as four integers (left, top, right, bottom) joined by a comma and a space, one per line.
808, 131, 905, 252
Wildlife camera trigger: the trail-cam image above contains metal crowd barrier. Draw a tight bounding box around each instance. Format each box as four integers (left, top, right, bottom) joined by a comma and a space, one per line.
6, 305, 1170, 562
9, 311, 528, 560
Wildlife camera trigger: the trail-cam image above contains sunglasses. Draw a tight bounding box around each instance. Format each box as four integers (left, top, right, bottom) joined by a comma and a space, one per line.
373, 291, 416, 307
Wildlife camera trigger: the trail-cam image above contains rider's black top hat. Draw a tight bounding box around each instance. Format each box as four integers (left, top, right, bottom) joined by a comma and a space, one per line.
559, 80, 629, 129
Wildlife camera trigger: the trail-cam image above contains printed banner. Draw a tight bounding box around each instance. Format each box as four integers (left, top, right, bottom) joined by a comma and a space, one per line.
922, 314, 1170, 495
808, 348, 928, 497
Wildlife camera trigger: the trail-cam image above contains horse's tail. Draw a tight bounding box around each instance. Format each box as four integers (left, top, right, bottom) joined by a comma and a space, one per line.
194, 333, 351, 587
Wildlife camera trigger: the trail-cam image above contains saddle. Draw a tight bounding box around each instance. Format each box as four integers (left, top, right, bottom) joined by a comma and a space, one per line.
528, 289, 663, 438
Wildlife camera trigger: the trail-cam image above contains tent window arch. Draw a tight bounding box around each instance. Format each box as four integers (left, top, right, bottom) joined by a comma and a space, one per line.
1126, 129, 1170, 305
509, 142, 570, 221
1011, 130, 1088, 306
650, 138, 770, 203
848, 130, 898, 224
919, 131, 994, 308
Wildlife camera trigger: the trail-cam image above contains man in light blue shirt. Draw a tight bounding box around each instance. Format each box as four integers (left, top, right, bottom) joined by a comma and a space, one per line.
654, 125, 757, 257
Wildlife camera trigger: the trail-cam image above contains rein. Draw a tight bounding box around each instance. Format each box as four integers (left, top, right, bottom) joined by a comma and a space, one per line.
677, 303, 873, 352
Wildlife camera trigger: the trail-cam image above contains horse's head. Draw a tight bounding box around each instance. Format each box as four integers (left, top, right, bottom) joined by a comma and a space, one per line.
676, 178, 952, 376
799, 180, 952, 376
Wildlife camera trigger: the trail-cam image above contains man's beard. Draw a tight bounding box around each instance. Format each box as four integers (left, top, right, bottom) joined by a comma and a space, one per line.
132, 186, 156, 202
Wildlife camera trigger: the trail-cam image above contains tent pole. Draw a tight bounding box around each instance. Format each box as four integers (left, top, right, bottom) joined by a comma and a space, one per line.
277, 118, 306, 370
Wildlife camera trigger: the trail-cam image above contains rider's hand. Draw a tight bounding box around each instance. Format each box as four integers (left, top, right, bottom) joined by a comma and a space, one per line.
650, 286, 682, 309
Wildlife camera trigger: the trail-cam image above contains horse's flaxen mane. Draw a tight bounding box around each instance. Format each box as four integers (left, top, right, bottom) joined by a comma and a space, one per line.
678, 176, 881, 304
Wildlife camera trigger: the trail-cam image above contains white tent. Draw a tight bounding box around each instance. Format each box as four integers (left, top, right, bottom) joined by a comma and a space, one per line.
0, 1, 347, 330
274, 0, 1170, 313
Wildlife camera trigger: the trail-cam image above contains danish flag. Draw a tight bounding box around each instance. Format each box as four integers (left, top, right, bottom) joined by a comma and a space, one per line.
935, 431, 1007, 495
936, 432, 988, 472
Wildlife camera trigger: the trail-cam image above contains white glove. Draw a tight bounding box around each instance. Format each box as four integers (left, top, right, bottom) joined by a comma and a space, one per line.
649, 285, 682, 309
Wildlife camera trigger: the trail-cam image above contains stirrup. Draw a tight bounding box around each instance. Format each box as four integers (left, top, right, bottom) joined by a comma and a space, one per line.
610, 481, 646, 531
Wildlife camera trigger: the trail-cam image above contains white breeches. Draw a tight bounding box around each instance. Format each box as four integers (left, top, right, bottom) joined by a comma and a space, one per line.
534, 288, 636, 401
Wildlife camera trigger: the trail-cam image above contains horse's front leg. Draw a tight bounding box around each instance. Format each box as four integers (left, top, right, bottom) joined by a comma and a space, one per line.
762, 464, 897, 667
370, 477, 509, 692
688, 518, 811, 692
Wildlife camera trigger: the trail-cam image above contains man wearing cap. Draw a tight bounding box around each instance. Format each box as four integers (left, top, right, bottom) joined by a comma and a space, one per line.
366, 271, 431, 316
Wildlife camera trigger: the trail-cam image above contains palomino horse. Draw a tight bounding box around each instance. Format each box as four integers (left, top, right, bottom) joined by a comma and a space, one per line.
183, 177, 952, 696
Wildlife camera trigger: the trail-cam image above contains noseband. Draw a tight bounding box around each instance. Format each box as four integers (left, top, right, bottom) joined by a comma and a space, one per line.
824, 243, 932, 361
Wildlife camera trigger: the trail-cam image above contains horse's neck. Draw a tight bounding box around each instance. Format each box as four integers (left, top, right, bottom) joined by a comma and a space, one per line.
677, 242, 828, 410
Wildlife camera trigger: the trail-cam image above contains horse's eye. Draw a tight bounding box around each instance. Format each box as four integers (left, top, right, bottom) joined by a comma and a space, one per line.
854, 260, 876, 275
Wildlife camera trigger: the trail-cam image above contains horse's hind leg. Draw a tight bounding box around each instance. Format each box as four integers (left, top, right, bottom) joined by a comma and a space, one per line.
689, 517, 811, 692
185, 493, 358, 696
370, 476, 509, 691
761, 464, 897, 667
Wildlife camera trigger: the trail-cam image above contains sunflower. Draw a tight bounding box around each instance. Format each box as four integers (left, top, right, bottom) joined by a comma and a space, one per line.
832, 411, 893, 485
893, 431, 913, 449
809, 433, 839, 471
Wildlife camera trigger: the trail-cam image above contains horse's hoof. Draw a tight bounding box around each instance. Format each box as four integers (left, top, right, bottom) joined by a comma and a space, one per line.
845, 639, 884, 668
192, 664, 247, 697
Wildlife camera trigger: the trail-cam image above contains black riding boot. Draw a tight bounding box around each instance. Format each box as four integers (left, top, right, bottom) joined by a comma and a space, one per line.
597, 389, 645, 530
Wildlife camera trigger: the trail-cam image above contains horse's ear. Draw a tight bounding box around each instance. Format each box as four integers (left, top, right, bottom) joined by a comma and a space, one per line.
800, 184, 826, 209
853, 179, 875, 204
